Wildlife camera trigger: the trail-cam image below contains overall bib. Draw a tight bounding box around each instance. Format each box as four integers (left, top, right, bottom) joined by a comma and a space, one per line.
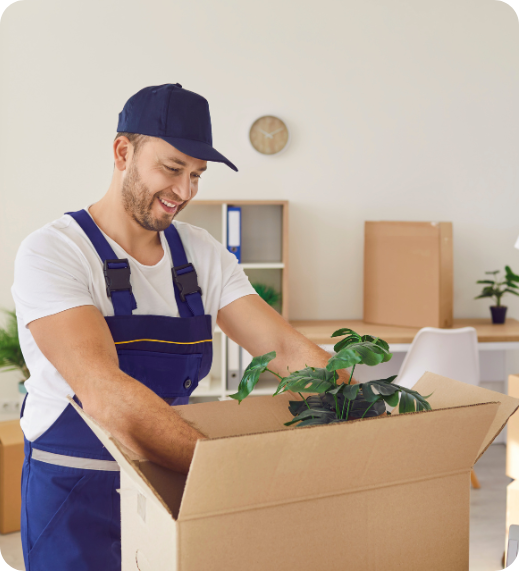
20, 209, 213, 571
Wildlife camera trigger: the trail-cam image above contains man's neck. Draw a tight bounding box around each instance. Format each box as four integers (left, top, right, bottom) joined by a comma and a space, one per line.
89, 194, 164, 266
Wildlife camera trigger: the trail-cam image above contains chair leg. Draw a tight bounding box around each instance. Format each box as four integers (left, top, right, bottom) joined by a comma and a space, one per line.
471, 468, 481, 489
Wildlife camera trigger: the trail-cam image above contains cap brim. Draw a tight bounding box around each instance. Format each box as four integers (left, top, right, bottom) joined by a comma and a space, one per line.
158, 137, 238, 172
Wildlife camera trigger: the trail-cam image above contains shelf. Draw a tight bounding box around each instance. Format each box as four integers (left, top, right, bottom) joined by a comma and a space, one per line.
225, 387, 277, 396
176, 199, 288, 319
240, 263, 284, 269
191, 376, 224, 397
177, 200, 288, 403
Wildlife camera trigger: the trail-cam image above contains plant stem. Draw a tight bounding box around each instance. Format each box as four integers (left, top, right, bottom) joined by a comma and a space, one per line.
333, 394, 340, 419
337, 365, 358, 419
341, 396, 348, 419
348, 364, 356, 385
345, 398, 352, 421
298, 392, 316, 420
360, 400, 377, 419
298, 392, 312, 411
266, 368, 284, 382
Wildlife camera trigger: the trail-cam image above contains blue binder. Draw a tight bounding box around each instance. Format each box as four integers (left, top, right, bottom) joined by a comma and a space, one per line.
227, 206, 241, 262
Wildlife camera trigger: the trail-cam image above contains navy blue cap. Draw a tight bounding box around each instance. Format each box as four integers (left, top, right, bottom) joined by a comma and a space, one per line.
117, 83, 237, 172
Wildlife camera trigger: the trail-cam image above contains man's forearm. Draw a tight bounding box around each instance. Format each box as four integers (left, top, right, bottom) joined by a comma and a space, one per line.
82, 370, 206, 474
268, 327, 357, 385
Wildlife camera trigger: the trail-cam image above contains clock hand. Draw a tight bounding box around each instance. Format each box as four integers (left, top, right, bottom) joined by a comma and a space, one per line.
268, 127, 285, 136
258, 128, 273, 139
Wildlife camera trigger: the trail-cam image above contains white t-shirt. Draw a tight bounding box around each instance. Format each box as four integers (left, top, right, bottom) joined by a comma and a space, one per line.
12, 211, 257, 441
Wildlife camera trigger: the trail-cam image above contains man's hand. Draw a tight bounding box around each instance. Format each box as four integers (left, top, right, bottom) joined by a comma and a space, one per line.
28, 306, 206, 474
217, 295, 355, 384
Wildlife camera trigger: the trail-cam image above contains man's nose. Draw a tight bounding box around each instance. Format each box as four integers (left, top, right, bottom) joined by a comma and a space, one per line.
173, 174, 192, 201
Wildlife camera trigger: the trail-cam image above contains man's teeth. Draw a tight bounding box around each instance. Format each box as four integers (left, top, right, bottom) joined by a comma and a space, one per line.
159, 198, 177, 208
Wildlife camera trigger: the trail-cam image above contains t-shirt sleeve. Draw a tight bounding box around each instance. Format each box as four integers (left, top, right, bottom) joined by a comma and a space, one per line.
217, 241, 258, 310
12, 228, 95, 327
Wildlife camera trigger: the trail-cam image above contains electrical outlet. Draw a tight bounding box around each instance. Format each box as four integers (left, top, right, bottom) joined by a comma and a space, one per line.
0, 399, 21, 414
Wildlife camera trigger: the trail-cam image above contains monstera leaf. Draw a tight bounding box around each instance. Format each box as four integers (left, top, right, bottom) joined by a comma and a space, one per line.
362, 376, 399, 407
284, 407, 336, 427
328, 383, 361, 400
326, 339, 392, 371
229, 351, 276, 403
362, 376, 432, 414
274, 366, 336, 396
395, 386, 433, 414
325, 348, 362, 371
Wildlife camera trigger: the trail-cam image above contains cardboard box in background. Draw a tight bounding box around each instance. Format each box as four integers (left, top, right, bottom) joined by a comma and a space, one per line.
364, 221, 453, 328
0, 420, 24, 534
72, 372, 518, 571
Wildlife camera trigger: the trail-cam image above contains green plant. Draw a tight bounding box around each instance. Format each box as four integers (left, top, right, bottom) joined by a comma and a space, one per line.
0, 310, 29, 382
230, 328, 432, 427
251, 283, 281, 308
475, 266, 519, 307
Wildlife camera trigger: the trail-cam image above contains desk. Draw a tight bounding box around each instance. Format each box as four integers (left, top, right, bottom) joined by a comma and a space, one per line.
290, 318, 519, 352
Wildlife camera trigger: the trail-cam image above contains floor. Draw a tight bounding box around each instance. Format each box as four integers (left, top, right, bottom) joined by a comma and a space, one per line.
0, 444, 513, 570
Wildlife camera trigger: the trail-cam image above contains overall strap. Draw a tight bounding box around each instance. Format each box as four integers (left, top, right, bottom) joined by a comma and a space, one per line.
164, 223, 205, 317
66, 210, 137, 316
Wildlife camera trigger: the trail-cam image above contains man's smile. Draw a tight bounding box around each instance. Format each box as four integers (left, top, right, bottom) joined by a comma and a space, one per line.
158, 196, 181, 214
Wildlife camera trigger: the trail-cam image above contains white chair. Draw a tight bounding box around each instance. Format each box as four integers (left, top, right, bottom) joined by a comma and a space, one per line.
395, 327, 481, 489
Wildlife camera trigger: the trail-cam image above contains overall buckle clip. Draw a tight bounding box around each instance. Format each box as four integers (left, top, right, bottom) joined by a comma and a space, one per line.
172, 263, 202, 303
103, 259, 132, 298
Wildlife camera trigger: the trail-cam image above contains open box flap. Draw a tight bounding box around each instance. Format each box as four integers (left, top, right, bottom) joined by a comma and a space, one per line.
178, 400, 499, 521
403, 372, 519, 463
172, 392, 295, 438
68, 398, 172, 516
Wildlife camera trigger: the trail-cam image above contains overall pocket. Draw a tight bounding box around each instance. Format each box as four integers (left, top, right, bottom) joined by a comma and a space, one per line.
118, 350, 203, 398
26, 461, 120, 571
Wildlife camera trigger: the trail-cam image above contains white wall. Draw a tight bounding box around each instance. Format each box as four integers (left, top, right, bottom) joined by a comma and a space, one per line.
1, 1, 519, 335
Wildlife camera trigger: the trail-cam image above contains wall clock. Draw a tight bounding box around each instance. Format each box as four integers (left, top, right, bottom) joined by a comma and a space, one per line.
249, 116, 289, 155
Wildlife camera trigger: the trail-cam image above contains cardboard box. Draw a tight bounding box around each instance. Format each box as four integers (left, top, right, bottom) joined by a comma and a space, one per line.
0, 420, 24, 534
507, 374, 519, 479
71, 372, 518, 571
364, 221, 453, 328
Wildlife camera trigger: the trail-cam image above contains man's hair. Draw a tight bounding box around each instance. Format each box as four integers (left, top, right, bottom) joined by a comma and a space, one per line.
114, 132, 150, 156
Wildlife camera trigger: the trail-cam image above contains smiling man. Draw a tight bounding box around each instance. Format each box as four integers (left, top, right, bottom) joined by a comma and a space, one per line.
12, 83, 342, 571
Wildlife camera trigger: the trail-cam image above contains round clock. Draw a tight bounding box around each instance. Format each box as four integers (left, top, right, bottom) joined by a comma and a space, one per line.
249, 116, 289, 155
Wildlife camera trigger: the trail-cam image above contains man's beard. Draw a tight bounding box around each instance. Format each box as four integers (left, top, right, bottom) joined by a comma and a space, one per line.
121, 161, 184, 232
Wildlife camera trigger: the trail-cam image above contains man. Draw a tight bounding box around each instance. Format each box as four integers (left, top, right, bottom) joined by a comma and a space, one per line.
12, 83, 345, 570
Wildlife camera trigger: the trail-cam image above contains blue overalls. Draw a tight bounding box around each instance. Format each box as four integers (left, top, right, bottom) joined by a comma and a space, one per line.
20, 209, 212, 571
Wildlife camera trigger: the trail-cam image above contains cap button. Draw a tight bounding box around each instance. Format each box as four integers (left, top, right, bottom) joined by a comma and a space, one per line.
175, 83, 182, 88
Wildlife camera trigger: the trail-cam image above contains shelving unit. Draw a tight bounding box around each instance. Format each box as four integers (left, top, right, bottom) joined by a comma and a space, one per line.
175, 200, 288, 401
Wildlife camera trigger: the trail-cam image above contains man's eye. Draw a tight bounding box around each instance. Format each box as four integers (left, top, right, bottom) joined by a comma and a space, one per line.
166, 167, 201, 179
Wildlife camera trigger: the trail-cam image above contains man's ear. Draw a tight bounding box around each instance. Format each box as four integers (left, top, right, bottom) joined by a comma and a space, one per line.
113, 136, 132, 172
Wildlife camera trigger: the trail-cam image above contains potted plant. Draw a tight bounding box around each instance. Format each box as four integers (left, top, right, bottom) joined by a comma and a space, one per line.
251, 283, 281, 310
0, 310, 29, 393
475, 266, 519, 324
230, 327, 432, 426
